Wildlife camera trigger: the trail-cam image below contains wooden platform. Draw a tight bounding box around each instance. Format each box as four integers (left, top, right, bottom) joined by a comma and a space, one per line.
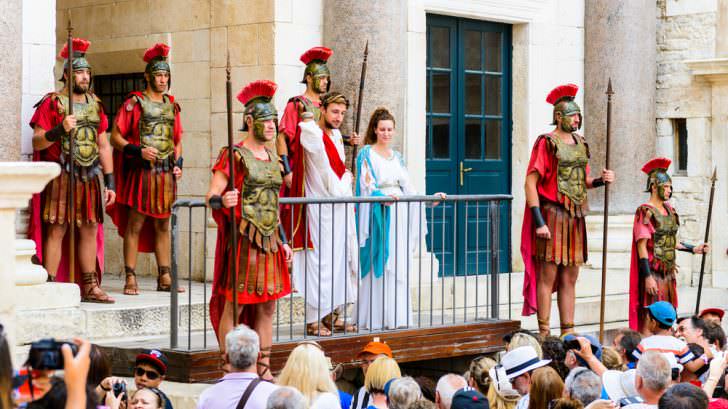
102, 319, 520, 383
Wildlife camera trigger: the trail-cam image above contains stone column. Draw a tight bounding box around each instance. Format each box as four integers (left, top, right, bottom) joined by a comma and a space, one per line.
584, 0, 657, 213
0, 0, 22, 161
323, 0, 407, 150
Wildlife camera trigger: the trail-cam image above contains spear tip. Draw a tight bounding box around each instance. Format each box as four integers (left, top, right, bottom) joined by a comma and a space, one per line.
66, 10, 73, 31
364, 40, 369, 55
712, 167, 718, 182
606, 77, 614, 95
226, 50, 231, 77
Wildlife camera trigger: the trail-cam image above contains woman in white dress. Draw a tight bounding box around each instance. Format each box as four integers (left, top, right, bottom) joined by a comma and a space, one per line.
356, 108, 444, 330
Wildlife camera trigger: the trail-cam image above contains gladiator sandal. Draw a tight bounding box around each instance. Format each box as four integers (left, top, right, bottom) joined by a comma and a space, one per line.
157, 266, 185, 293
537, 317, 551, 337
46, 274, 56, 283
560, 322, 575, 337
123, 266, 139, 295
81, 272, 115, 304
257, 346, 273, 381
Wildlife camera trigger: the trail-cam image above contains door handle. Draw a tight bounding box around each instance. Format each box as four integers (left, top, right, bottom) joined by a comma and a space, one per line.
459, 162, 473, 186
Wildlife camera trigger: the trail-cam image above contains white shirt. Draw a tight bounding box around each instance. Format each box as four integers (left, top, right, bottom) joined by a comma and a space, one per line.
516, 394, 529, 409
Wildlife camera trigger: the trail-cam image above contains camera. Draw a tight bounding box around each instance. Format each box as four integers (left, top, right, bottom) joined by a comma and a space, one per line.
564, 338, 599, 356
112, 381, 127, 400
25, 338, 78, 370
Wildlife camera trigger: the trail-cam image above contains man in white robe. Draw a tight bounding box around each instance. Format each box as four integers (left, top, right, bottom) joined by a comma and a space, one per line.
294, 91, 360, 335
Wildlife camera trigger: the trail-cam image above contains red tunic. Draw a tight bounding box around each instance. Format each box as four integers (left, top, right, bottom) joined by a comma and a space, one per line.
106, 91, 183, 253
279, 97, 318, 251
209, 144, 291, 338
28, 92, 108, 284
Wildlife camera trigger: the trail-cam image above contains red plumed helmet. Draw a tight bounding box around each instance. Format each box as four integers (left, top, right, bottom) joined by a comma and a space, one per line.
237, 80, 278, 105
641, 157, 672, 175
143, 43, 170, 63
300, 46, 333, 65
546, 83, 579, 105
59, 38, 91, 59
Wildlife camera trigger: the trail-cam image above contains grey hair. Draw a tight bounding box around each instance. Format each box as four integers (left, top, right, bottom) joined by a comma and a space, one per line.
226, 324, 260, 370
564, 367, 602, 406
266, 386, 307, 409
636, 351, 671, 392
389, 377, 423, 409
436, 374, 468, 409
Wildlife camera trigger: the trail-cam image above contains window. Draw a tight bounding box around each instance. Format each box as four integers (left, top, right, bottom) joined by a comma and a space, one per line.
673, 118, 687, 173
93, 73, 146, 128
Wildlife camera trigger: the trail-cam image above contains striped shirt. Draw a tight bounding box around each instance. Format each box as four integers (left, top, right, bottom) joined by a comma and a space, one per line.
632, 335, 695, 364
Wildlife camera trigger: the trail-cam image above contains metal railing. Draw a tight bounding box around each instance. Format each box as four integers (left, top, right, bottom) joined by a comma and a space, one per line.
169, 194, 512, 350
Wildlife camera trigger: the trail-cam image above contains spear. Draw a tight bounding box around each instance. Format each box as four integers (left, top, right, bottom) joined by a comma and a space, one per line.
66, 15, 76, 284
599, 78, 614, 343
695, 167, 717, 315
351, 40, 368, 178
225, 53, 239, 325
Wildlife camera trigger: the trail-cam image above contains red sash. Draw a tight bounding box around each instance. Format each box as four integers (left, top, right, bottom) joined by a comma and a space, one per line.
322, 131, 346, 179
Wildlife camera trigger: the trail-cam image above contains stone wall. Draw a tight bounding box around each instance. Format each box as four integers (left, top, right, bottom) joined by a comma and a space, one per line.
0, 0, 22, 162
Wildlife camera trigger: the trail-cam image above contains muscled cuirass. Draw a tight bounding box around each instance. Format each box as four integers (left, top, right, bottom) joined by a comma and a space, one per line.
297, 97, 321, 122
553, 135, 588, 206
57, 94, 100, 168
652, 208, 679, 274
238, 147, 282, 237
138, 95, 175, 160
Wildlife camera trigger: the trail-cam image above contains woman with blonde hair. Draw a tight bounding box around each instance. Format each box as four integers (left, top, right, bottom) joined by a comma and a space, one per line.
365, 356, 402, 409
528, 367, 564, 409
467, 356, 496, 394
600, 347, 624, 371
508, 333, 543, 358
278, 342, 340, 409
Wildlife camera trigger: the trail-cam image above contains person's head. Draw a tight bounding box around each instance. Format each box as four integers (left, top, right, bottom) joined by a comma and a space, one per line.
676, 316, 708, 344
542, 336, 569, 379
705, 321, 727, 350
451, 388, 489, 409
658, 383, 708, 409
641, 158, 673, 201
225, 324, 260, 372
365, 356, 401, 394
278, 342, 338, 404
635, 351, 671, 398
613, 329, 641, 365
134, 349, 168, 389
508, 333, 543, 358
550, 398, 584, 409
468, 356, 497, 394
143, 43, 171, 93
414, 376, 437, 402
546, 84, 581, 132
389, 377, 423, 409
129, 387, 166, 409
645, 301, 677, 334
320, 92, 349, 130
410, 399, 438, 409
699, 308, 725, 325
500, 346, 551, 396
0, 325, 13, 409
357, 340, 393, 376
600, 347, 624, 371
435, 374, 468, 409
266, 386, 307, 409
528, 367, 564, 409
87, 344, 111, 387
563, 368, 601, 406
27, 378, 98, 409
300, 46, 332, 94
237, 80, 279, 143
59, 38, 93, 95
563, 335, 602, 370
364, 107, 396, 146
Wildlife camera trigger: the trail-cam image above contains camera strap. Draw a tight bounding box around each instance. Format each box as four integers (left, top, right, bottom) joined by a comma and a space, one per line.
236, 377, 263, 409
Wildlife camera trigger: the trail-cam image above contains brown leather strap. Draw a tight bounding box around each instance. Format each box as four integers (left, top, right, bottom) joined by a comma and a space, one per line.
236, 377, 263, 409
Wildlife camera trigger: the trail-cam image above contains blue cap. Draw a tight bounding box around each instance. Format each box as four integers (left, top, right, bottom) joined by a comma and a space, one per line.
646, 301, 677, 327
452, 387, 489, 409
563, 334, 603, 362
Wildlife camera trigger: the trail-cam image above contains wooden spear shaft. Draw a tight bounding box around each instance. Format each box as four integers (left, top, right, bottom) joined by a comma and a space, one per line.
67, 16, 76, 284
225, 53, 239, 326
599, 78, 614, 343
351, 40, 368, 178
695, 167, 717, 315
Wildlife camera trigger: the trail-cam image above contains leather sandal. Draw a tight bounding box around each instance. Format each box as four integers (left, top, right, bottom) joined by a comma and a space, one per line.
560, 322, 575, 336
537, 317, 551, 337
257, 346, 274, 381
157, 266, 185, 293
123, 266, 139, 295
81, 272, 115, 304
306, 322, 332, 337
322, 311, 357, 333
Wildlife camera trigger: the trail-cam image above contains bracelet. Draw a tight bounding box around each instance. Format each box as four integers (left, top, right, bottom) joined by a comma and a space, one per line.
638, 258, 652, 278
123, 143, 142, 159
530, 206, 546, 228
209, 195, 223, 210
100, 384, 111, 392
175, 156, 184, 169
44, 124, 66, 142
280, 155, 292, 176
278, 224, 288, 245
103, 173, 115, 192
592, 177, 605, 188
679, 242, 696, 253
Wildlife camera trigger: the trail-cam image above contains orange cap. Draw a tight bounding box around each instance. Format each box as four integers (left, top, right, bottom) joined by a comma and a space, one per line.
357, 340, 392, 359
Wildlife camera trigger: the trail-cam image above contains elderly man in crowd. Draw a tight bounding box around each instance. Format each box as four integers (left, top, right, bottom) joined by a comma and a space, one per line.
563, 367, 602, 406
435, 374, 468, 409
266, 387, 307, 409
624, 350, 672, 409
197, 324, 278, 409
389, 377, 423, 409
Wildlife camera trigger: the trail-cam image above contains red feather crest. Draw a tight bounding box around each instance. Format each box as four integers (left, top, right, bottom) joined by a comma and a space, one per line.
546, 83, 579, 105
300, 46, 333, 65
641, 157, 672, 175
237, 80, 278, 106
59, 38, 91, 59
143, 43, 170, 63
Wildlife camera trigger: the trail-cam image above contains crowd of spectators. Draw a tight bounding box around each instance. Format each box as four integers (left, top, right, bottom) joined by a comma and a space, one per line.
3, 303, 728, 409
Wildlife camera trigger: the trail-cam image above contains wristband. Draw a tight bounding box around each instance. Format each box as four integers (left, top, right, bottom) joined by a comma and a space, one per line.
280, 155, 292, 176
175, 156, 184, 169
530, 206, 546, 228
592, 177, 605, 188
679, 242, 696, 253
103, 173, 115, 192
209, 195, 223, 210
44, 124, 66, 142
639, 258, 652, 278
278, 224, 288, 245
123, 143, 142, 159
100, 384, 111, 392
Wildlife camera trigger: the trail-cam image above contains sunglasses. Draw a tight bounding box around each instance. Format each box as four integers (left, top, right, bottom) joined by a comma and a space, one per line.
134, 367, 161, 380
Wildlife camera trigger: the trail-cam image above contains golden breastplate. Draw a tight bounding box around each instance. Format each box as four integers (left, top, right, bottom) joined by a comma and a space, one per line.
138, 95, 176, 161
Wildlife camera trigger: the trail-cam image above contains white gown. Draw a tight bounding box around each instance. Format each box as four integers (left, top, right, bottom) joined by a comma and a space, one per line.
356, 148, 424, 330
293, 120, 358, 324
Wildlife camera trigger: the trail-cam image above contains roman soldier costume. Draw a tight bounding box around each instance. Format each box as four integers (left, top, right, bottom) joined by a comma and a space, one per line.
278, 46, 333, 251
28, 38, 113, 302
209, 80, 291, 338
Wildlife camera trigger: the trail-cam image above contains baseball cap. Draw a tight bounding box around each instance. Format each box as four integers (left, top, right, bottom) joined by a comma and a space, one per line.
452, 387, 489, 409
699, 308, 725, 320
357, 339, 393, 359
563, 334, 603, 361
135, 349, 168, 375
646, 301, 677, 327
